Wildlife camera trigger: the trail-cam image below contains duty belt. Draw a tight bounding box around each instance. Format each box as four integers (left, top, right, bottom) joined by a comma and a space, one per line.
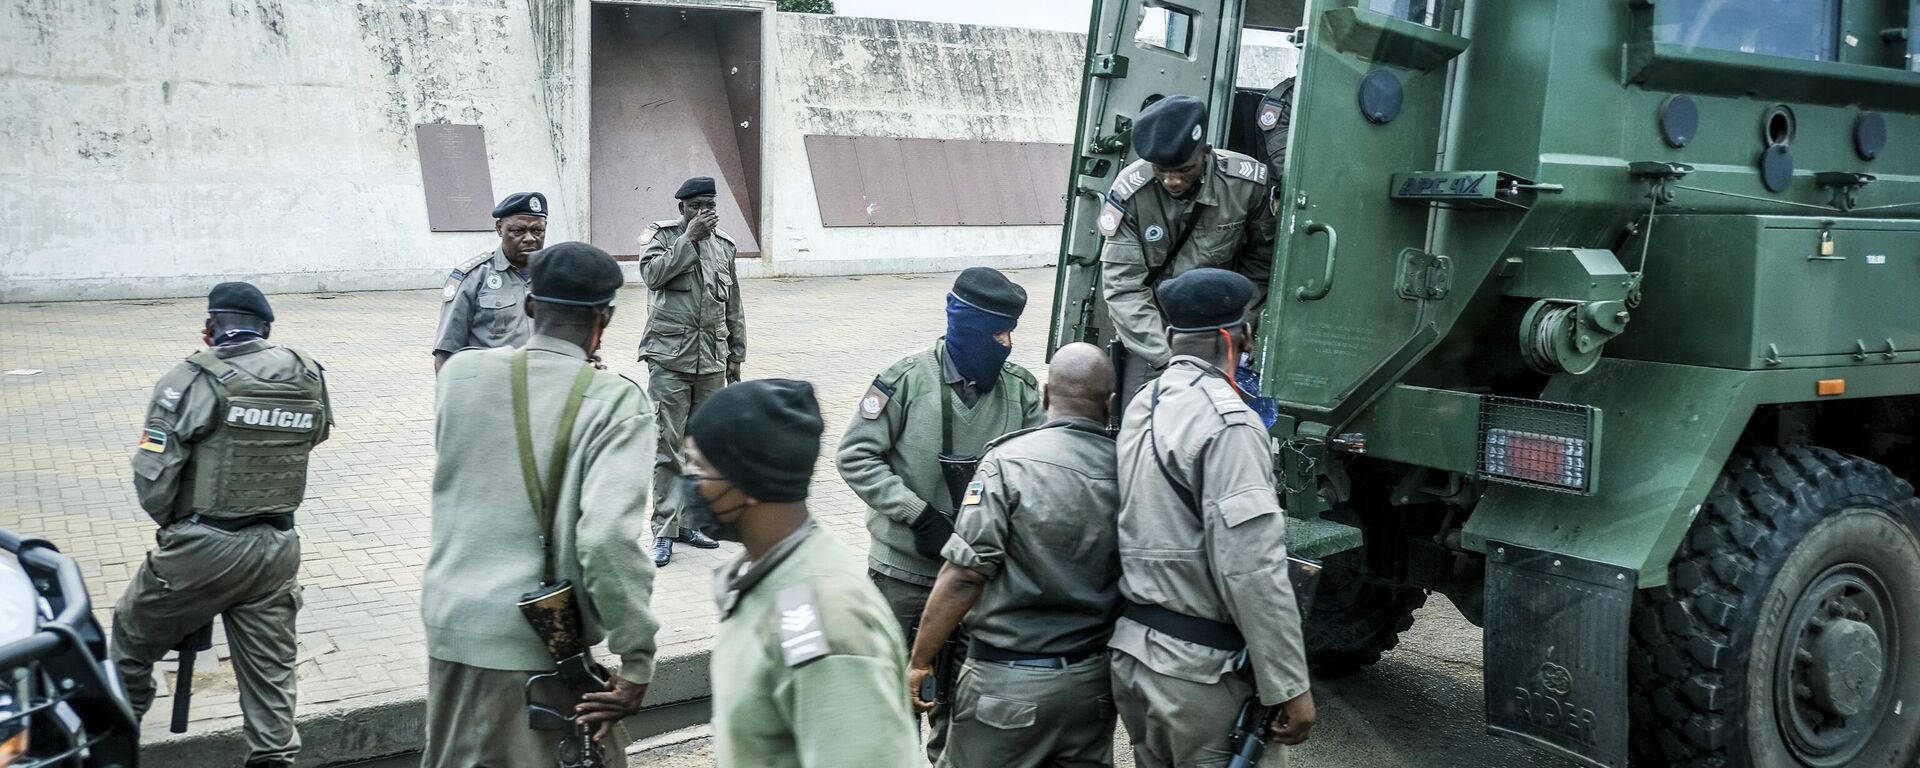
1122, 600, 1245, 652
968, 639, 1105, 670
187, 514, 294, 532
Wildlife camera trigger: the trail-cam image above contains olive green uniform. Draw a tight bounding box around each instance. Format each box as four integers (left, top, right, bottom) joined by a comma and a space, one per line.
113, 339, 332, 766
638, 219, 745, 537
939, 417, 1123, 768
709, 522, 920, 767
434, 248, 532, 356
421, 336, 661, 767
1109, 357, 1310, 768
1096, 150, 1275, 401
836, 340, 1042, 761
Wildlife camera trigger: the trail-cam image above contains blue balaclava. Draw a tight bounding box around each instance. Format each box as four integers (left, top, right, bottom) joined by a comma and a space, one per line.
945, 294, 1017, 392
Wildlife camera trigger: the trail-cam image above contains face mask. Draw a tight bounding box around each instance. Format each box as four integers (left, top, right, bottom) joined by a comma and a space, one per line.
679, 475, 746, 543
945, 294, 1015, 391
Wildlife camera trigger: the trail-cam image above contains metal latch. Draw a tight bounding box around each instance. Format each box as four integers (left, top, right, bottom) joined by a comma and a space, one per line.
1390, 171, 1561, 211
1091, 53, 1129, 79
1395, 248, 1453, 301
1629, 161, 1693, 204
1814, 171, 1875, 212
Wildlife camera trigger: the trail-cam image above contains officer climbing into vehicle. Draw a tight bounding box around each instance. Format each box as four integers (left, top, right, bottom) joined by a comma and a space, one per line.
113, 282, 332, 768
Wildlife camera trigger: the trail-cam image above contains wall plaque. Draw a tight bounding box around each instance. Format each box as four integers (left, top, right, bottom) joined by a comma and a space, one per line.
416, 124, 497, 232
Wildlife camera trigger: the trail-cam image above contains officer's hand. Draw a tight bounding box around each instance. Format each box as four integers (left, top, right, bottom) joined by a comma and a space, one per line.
907, 662, 937, 713
576, 676, 648, 740
726, 360, 742, 384
908, 507, 955, 560
1269, 690, 1316, 746
686, 214, 713, 243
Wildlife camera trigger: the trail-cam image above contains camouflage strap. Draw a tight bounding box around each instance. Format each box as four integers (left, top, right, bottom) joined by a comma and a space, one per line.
511, 349, 598, 584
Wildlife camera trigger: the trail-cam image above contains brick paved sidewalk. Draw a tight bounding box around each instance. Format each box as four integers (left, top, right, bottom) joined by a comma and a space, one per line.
0, 268, 1057, 748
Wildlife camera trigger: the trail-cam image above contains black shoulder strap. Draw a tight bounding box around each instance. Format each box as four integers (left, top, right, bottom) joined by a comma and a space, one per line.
1146, 380, 1205, 521
1145, 196, 1207, 288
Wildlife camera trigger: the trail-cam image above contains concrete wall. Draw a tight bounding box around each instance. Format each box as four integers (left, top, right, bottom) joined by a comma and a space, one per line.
0, 0, 589, 302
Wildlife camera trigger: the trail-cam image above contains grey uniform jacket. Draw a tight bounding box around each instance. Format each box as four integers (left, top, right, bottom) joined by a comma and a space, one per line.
434, 248, 532, 355
1097, 149, 1276, 368
1111, 356, 1310, 706
638, 220, 745, 375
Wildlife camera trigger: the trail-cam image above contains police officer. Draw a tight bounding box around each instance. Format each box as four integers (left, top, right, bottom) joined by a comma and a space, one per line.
1097, 95, 1275, 410
688, 379, 921, 767
432, 191, 548, 371
836, 267, 1043, 762
421, 242, 659, 767
1111, 268, 1315, 767
909, 342, 1123, 768
113, 282, 331, 768
640, 176, 745, 566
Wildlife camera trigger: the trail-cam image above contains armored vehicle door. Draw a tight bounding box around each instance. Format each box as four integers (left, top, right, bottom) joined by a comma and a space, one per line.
1258, 0, 1468, 425
1050, 0, 1242, 352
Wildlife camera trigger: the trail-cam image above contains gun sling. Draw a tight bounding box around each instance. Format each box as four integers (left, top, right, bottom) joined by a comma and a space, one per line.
512, 350, 599, 583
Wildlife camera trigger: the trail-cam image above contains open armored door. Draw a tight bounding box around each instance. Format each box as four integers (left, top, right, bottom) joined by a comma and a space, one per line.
1049, 0, 1243, 353
1258, 0, 1468, 425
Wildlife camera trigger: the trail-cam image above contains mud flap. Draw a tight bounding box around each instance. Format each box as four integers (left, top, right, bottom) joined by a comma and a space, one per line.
1484, 542, 1634, 768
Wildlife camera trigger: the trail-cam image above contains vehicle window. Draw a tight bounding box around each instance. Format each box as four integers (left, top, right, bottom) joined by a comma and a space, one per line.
1652, 0, 1840, 62
1368, 0, 1440, 27
1135, 4, 1195, 56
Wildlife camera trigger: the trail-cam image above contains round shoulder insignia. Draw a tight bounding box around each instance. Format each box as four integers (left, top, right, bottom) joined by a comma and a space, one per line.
441, 281, 459, 301
1258, 106, 1280, 129
860, 394, 882, 417
1145, 224, 1165, 242
1098, 211, 1118, 232
486, 273, 503, 290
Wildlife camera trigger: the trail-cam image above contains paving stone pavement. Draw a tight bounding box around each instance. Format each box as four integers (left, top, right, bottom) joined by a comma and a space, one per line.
0, 268, 1059, 745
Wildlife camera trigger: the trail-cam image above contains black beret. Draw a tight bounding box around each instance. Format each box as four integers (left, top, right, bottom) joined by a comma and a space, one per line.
950, 267, 1027, 319
207, 281, 274, 323
674, 176, 717, 200
689, 379, 823, 502
1157, 268, 1256, 333
492, 192, 548, 219
528, 242, 623, 307
1133, 95, 1208, 166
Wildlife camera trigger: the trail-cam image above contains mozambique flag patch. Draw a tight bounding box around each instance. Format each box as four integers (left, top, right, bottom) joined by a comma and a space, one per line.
137, 427, 168, 453
961, 480, 983, 507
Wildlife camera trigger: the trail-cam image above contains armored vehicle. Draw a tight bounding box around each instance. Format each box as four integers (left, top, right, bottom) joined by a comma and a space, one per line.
1050, 1, 1920, 766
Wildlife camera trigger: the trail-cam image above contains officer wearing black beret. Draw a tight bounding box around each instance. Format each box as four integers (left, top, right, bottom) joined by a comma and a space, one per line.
423, 241, 662, 768
836, 267, 1043, 764
1110, 268, 1317, 768
115, 281, 333, 767
432, 191, 551, 371
1095, 93, 1276, 415
639, 175, 747, 566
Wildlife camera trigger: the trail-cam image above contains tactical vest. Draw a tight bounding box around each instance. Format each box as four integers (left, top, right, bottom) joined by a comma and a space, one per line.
179, 348, 326, 518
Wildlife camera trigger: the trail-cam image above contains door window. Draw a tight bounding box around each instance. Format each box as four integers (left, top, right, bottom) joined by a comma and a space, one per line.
1652, 0, 1841, 62
1135, 4, 1196, 56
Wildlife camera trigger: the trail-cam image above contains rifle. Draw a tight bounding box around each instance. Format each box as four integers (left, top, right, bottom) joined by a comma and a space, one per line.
1106, 338, 1130, 431
1223, 555, 1323, 765
169, 622, 215, 734
519, 580, 609, 768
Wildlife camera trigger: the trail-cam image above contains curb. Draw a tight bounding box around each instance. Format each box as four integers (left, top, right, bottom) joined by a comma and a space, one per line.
142, 648, 713, 767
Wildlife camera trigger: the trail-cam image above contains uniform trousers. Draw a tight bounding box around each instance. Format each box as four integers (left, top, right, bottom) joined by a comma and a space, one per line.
1111, 651, 1290, 768
869, 569, 962, 765
110, 520, 302, 765
421, 657, 631, 768
1114, 350, 1162, 422
648, 363, 727, 538
941, 653, 1116, 768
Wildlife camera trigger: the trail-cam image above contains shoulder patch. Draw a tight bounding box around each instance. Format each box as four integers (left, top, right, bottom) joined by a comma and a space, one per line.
859, 377, 893, 420
151, 365, 200, 413
1107, 159, 1155, 203
1215, 149, 1269, 184
1207, 381, 1254, 417
1096, 200, 1126, 237
775, 583, 829, 668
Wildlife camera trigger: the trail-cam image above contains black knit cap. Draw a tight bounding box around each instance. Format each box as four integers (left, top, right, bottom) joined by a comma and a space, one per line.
688, 379, 823, 503
1157, 267, 1256, 332
528, 242, 624, 307
207, 281, 274, 323
950, 267, 1027, 319
674, 176, 717, 200
1132, 95, 1208, 166
492, 191, 548, 219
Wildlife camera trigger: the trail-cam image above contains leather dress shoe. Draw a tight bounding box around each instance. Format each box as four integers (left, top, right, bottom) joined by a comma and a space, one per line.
651, 536, 673, 567
678, 529, 721, 549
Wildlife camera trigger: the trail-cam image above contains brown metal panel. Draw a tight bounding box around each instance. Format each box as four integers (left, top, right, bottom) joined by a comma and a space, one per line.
1023, 142, 1073, 225
803, 136, 869, 227
898, 138, 959, 226
415, 124, 496, 232
942, 140, 1008, 226
853, 137, 917, 226
992, 142, 1047, 227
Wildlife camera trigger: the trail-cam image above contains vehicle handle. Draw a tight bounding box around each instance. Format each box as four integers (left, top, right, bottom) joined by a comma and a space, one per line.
1295, 222, 1339, 301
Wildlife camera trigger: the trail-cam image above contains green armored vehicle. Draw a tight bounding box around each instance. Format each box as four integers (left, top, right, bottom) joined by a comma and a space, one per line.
1050, 1, 1920, 766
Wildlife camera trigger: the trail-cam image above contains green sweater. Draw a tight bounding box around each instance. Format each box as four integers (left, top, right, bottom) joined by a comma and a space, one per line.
836, 340, 1042, 584
423, 336, 661, 681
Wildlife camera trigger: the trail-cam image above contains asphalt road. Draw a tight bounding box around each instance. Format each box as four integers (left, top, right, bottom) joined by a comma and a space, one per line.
519, 600, 1581, 768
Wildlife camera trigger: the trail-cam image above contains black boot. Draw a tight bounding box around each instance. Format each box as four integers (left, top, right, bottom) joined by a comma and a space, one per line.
651, 536, 673, 567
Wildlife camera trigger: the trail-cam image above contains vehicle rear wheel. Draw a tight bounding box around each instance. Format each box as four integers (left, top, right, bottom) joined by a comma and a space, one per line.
1629, 446, 1920, 767
1304, 550, 1428, 676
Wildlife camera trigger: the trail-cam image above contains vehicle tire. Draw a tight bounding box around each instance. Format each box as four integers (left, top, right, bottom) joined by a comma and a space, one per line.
1629, 446, 1920, 767
1304, 550, 1428, 676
